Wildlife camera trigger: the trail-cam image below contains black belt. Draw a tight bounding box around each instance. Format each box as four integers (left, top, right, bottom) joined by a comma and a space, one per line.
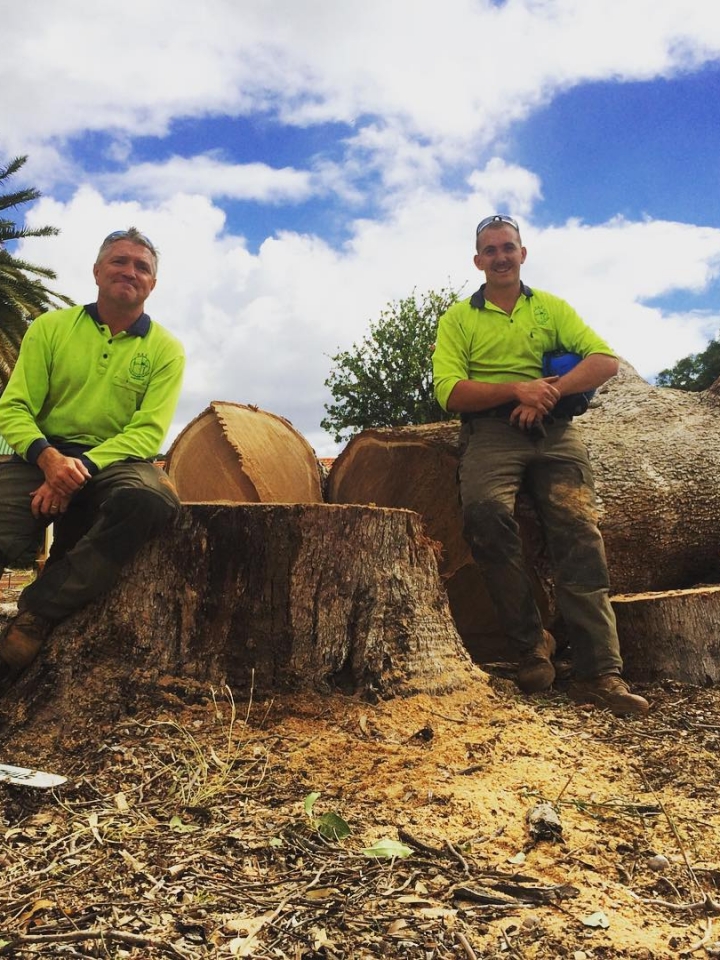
461, 404, 572, 425
460, 403, 517, 423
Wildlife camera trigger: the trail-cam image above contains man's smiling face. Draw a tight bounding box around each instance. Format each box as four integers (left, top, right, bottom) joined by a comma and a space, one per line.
474, 223, 527, 289
93, 239, 157, 311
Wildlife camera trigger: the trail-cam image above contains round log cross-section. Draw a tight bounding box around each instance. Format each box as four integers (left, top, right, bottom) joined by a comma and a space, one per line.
165, 401, 324, 503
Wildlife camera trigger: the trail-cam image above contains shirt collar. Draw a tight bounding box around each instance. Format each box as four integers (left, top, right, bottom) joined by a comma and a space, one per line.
84, 302, 151, 337
470, 282, 533, 311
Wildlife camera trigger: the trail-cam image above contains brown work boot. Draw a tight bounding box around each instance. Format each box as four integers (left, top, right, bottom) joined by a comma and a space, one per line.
0, 611, 54, 676
568, 674, 649, 716
516, 630, 557, 694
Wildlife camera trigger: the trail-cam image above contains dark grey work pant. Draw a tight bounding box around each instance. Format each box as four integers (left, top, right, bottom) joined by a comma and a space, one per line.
0, 459, 180, 621
458, 417, 622, 680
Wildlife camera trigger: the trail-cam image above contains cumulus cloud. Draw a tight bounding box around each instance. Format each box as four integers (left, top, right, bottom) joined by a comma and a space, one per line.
19, 175, 720, 456
3, 0, 720, 151
99, 155, 316, 204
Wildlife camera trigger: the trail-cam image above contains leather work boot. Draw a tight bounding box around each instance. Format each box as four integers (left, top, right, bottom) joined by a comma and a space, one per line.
0, 611, 54, 678
516, 630, 557, 694
568, 674, 649, 717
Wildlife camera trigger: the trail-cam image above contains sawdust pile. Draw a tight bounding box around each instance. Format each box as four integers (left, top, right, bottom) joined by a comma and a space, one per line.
2, 653, 720, 959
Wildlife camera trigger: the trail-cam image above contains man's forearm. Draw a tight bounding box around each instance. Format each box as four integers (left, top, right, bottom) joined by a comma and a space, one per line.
37, 447, 91, 495
557, 353, 618, 396
446, 377, 561, 414
446, 380, 521, 412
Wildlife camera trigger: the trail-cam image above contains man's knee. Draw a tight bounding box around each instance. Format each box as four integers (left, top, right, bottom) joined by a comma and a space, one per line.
463, 499, 519, 561
107, 484, 179, 533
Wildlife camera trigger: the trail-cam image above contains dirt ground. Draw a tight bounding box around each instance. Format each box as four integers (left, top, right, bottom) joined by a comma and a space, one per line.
2, 571, 720, 959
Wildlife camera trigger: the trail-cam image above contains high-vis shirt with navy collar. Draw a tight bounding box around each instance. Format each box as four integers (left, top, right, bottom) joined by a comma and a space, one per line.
432, 283, 615, 411
0, 303, 185, 472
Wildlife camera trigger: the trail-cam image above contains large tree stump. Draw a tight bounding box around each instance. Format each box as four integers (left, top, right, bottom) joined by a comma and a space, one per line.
0, 504, 476, 746
613, 586, 720, 685
326, 361, 720, 661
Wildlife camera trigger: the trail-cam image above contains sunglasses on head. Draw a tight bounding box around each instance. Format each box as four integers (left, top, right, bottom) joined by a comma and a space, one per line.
103, 229, 156, 252
476, 215, 519, 235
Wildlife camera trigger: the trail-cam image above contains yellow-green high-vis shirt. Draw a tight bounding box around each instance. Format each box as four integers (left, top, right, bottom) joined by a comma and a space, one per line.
433, 284, 614, 411
0, 304, 185, 471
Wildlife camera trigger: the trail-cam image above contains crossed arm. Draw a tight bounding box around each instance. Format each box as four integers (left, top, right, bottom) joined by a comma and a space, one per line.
446, 353, 619, 428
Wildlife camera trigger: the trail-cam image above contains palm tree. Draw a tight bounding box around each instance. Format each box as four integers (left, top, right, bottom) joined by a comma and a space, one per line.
0, 155, 74, 390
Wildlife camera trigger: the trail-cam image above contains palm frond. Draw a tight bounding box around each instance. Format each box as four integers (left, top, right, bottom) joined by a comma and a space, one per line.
0, 154, 74, 385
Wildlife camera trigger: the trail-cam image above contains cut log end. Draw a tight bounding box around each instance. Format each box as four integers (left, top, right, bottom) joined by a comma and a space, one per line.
166, 401, 324, 503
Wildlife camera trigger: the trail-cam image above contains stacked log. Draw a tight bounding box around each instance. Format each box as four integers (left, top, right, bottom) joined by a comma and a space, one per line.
613, 586, 720, 685
327, 362, 720, 671
165, 401, 323, 503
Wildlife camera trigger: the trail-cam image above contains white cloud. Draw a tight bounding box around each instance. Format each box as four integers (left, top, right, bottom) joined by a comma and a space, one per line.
18, 177, 720, 457
3, 0, 720, 151
98, 155, 315, 204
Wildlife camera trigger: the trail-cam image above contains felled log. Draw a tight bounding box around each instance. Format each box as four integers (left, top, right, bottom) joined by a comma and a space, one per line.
327, 361, 720, 659
165, 401, 323, 503
0, 503, 476, 746
578, 362, 720, 593
613, 585, 720, 685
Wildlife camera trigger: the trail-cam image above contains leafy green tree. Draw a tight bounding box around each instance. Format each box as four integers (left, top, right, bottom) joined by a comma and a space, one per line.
655, 337, 720, 391
0, 155, 73, 390
321, 286, 461, 443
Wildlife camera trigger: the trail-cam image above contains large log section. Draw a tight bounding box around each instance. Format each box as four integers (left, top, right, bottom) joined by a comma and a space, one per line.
613, 586, 720, 685
0, 504, 477, 745
327, 362, 720, 661
165, 401, 324, 504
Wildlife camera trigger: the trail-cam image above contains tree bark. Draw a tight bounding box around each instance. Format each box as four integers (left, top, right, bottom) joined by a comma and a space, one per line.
613, 586, 720, 685
326, 361, 720, 659
0, 503, 476, 746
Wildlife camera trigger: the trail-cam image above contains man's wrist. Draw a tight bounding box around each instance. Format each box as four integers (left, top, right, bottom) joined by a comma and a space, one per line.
79, 454, 99, 476
26, 438, 51, 465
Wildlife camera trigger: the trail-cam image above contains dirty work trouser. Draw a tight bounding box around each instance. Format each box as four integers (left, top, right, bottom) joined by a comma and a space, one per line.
458, 417, 622, 680
0, 459, 180, 621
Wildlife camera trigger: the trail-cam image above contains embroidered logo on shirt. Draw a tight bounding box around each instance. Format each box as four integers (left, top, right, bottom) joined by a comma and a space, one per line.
129, 353, 151, 381
532, 304, 551, 327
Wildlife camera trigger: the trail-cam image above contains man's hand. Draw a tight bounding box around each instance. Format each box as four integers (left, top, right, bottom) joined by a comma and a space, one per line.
510, 403, 546, 431
36, 447, 91, 496
30, 481, 71, 520
513, 376, 561, 414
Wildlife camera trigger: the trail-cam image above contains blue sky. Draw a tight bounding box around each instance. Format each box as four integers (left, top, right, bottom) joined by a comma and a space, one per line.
3, 0, 720, 454
513, 67, 720, 232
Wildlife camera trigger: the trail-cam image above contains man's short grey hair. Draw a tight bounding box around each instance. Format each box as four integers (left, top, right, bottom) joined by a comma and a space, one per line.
96, 228, 159, 275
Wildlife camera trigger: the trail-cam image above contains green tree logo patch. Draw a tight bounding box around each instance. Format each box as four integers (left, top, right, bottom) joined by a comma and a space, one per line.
129, 353, 151, 381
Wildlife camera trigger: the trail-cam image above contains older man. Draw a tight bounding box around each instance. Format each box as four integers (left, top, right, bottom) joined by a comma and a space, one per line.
0, 228, 185, 682
433, 214, 648, 716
